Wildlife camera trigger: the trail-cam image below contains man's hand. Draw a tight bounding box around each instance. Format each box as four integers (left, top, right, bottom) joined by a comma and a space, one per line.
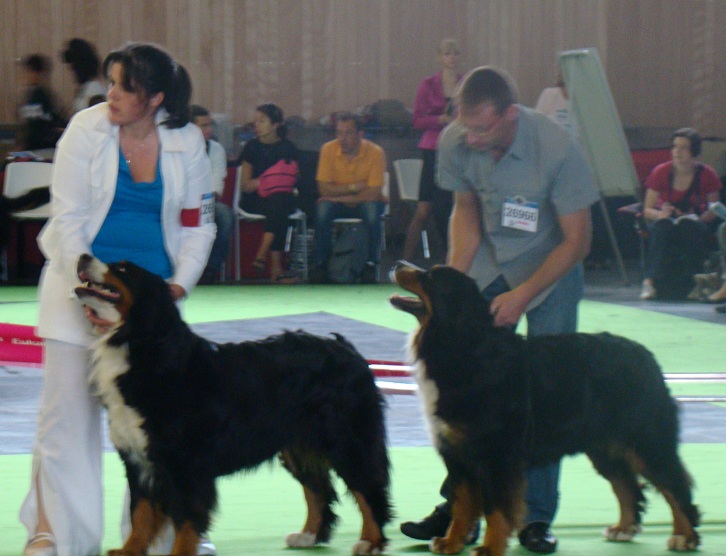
490, 289, 529, 328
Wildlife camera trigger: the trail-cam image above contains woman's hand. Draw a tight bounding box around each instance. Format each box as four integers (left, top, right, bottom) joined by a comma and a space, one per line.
169, 284, 186, 301
658, 202, 675, 219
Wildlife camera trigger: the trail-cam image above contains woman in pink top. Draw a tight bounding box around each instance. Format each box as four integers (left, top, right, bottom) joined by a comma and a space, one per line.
402, 38, 461, 262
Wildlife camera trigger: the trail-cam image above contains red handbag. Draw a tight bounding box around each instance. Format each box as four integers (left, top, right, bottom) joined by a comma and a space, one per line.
257, 159, 298, 198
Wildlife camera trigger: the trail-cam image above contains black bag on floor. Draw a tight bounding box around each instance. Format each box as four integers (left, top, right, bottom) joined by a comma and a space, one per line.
327, 224, 368, 284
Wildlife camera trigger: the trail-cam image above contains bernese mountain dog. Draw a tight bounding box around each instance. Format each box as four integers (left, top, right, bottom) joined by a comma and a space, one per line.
389, 263, 699, 556
74, 254, 391, 556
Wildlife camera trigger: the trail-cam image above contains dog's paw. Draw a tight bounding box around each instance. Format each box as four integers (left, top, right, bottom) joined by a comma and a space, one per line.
470, 547, 494, 556
603, 524, 642, 542
352, 539, 385, 555
285, 531, 317, 548
429, 536, 465, 554
667, 534, 699, 552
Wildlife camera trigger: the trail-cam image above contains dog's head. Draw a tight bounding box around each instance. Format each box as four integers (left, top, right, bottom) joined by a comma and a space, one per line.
75, 254, 177, 344
389, 262, 493, 332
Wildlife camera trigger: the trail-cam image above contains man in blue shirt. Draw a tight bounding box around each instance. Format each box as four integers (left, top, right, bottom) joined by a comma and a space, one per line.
400, 66, 599, 554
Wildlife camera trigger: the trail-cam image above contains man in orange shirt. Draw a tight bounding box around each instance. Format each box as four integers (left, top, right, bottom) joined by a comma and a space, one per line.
313, 112, 386, 282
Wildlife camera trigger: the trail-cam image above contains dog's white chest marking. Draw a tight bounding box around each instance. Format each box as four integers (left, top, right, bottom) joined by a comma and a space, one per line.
408, 334, 454, 449
89, 338, 152, 475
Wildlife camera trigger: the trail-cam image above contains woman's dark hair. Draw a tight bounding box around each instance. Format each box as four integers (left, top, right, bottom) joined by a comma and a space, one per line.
256, 103, 287, 139
61, 38, 101, 85
23, 54, 51, 74
672, 127, 702, 157
102, 42, 192, 129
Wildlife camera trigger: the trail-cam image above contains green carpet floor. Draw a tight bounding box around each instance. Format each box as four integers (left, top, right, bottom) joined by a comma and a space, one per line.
1, 447, 724, 555
1, 284, 725, 553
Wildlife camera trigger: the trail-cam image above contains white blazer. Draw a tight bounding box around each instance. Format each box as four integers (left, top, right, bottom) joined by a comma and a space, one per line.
37, 103, 216, 346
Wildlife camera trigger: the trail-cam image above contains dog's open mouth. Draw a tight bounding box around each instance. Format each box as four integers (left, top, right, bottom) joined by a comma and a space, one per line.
75, 277, 122, 303
75, 254, 122, 304
389, 263, 429, 318
389, 293, 427, 317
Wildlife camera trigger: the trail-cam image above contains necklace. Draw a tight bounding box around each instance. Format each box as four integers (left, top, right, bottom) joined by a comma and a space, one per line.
122, 129, 155, 165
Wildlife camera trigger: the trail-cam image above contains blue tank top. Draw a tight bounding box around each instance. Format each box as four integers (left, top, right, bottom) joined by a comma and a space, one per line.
91, 150, 173, 278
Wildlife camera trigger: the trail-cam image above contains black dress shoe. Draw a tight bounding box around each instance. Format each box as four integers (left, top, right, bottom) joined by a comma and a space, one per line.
400, 507, 480, 544
518, 522, 558, 553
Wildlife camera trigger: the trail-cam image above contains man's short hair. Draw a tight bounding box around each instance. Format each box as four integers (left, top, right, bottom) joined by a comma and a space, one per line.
23, 54, 51, 74
190, 104, 210, 120
336, 111, 362, 131
672, 127, 702, 157
456, 66, 519, 114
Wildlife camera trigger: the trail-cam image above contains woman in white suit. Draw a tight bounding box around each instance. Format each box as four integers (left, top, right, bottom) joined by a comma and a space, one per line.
20, 43, 216, 556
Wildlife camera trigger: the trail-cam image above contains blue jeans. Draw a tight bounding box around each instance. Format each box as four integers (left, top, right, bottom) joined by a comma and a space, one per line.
205, 202, 234, 273
438, 265, 584, 525
313, 200, 385, 265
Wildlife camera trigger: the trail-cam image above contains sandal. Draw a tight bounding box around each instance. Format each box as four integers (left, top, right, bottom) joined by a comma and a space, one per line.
274, 271, 299, 285
252, 258, 266, 276
24, 532, 57, 556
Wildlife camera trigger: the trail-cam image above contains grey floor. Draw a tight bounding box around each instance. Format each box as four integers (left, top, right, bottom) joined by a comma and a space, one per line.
2, 295, 725, 456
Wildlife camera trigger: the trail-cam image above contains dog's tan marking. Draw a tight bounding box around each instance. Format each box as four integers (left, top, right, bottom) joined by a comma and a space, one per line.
660, 489, 699, 550
171, 521, 201, 556
298, 484, 323, 538
112, 498, 167, 556
101, 269, 135, 320
352, 490, 386, 554
479, 510, 511, 556
604, 476, 642, 541
431, 483, 479, 554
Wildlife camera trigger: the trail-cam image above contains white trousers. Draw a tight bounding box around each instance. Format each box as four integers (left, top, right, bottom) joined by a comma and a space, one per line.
19, 339, 104, 556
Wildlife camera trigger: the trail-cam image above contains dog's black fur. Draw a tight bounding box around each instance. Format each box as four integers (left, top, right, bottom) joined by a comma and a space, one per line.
75, 254, 391, 556
390, 263, 699, 556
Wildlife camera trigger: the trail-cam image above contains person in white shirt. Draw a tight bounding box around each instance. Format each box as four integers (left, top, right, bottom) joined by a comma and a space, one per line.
60, 38, 107, 115
191, 104, 234, 283
534, 72, 578, 139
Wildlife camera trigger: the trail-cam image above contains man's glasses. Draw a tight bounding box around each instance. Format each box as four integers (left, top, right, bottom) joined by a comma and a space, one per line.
461, 112, 505, 138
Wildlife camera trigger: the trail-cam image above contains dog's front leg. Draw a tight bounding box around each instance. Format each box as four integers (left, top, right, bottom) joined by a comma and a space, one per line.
107, 497, 166, 556
472, 510, 510, 556
170, 521, 201, 556
430, 483, 478, 555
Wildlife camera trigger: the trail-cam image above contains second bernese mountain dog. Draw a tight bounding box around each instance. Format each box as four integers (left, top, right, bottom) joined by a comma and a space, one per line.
390, 263, 699, 556
74, 254, 391, 556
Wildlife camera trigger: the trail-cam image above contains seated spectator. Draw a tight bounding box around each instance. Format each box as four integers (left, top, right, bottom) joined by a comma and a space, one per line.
17, 54, 66, 150
312, 112, 386, 283
61, 38, 107, 114
640, 127, 722, 300
238, 103, 299, 282
191, 104, 234, 283
707, 221, 726, 303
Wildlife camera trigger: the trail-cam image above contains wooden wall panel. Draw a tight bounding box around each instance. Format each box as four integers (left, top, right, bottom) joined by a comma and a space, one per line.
2, 0, 724, 138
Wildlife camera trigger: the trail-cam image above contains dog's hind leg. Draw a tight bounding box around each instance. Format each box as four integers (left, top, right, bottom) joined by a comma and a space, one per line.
587, 451, 645, 542
280, 450, 339, 547
331, 446, 391, 554
637, 449, 700, 551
